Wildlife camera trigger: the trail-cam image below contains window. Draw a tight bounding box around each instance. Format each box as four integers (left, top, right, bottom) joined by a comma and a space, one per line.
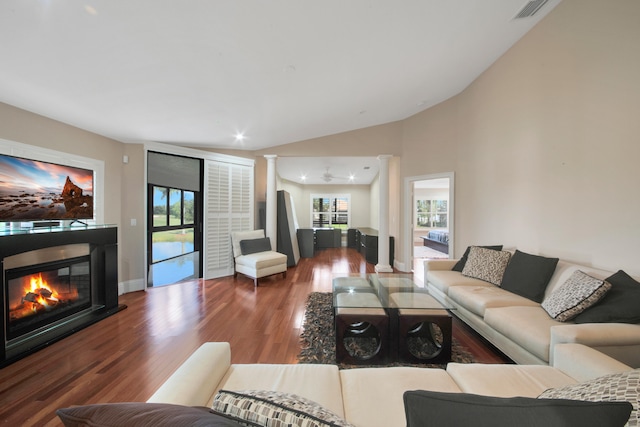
311, 194, 350, 230
416, 199, 448, 228
151, 186, 196, 263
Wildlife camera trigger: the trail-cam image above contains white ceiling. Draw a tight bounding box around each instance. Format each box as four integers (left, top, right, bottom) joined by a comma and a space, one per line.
277, 156, 379, 185
0, 0, 561, 156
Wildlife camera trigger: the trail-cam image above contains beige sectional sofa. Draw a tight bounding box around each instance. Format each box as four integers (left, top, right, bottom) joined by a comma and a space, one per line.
144, 342, 637, 427
425, 252, 640, 367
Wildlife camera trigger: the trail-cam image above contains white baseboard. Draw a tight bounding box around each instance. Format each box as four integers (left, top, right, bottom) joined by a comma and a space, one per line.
119, 278, 145, 295
393, 260, 409, 272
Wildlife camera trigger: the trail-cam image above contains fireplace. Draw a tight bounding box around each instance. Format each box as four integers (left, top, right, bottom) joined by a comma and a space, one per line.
1, 226, 119, 367
5, 244, 92, 344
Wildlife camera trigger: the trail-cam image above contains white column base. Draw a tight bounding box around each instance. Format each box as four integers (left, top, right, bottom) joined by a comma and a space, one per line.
375, 264, 393, 273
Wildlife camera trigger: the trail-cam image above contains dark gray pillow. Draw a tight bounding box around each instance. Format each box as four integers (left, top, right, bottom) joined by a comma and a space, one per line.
57, 403, 242, 427
573, 270, 640, 324
452, 245, 503, 272
239, 237, 272, 255
403, 390, 632, 427
500, 250, 559, 303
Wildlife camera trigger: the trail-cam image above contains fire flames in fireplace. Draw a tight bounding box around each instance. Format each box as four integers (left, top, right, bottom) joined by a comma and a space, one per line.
9, 273, 79, 322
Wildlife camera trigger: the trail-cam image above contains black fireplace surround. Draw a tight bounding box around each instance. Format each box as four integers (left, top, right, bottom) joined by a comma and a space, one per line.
1, 225, 119, 367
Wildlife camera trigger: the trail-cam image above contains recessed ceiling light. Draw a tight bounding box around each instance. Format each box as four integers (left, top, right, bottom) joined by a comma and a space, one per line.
234, 132, 246, 142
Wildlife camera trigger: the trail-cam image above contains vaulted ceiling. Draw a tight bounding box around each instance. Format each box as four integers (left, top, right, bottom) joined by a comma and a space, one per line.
0, 1, 561, 154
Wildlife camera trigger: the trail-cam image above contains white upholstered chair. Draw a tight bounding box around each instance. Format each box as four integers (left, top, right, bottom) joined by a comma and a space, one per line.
230, 229, 287, 287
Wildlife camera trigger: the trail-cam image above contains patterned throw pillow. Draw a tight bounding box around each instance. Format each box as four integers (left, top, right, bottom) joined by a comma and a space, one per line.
541, 270, 611, 322
539, 369, 640, 427
211, 390, 355, 427
452, 245, 503, 272
461, 246, 512, 286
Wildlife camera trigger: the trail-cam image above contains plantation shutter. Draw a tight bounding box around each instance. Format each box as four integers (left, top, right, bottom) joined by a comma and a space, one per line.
204, 159, 253, 279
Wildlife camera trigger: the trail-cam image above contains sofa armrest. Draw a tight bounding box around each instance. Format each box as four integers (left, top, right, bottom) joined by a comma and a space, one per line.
424, 259, 458, 275
425, 259, 458, 271
552, 343, 632, 382
147, 342, 232, 406
550, 323, 640, 368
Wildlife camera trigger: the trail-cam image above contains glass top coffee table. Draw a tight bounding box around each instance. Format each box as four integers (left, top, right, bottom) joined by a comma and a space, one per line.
332, 273, 455, 364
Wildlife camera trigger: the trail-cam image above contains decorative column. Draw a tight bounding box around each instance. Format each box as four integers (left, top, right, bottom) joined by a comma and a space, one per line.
376, 154, 393, 272
264, 155, 278, 249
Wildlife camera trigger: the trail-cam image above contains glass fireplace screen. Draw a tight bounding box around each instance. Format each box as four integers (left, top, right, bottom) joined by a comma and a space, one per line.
5, 256, 91, 342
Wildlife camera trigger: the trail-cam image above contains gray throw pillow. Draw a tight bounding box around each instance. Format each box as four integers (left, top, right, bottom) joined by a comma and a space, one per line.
500, 250, 559, 303
239, 237, 272, 255
57, 403, 242, 427
404, 390, 632, 427
573, 270, 640, 324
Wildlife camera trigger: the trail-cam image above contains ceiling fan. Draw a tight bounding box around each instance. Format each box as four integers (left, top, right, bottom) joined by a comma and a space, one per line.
322, 167, 335, 182
322, 167, 352, 183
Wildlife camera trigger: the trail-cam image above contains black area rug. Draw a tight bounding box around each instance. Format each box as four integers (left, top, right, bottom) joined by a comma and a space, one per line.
298, 292, 475, 369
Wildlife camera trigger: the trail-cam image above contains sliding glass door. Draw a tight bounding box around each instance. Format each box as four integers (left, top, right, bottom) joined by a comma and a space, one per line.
147, 151, 203, 287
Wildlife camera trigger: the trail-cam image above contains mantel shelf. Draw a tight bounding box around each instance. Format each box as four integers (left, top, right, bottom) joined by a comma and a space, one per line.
0, 223, 116, 237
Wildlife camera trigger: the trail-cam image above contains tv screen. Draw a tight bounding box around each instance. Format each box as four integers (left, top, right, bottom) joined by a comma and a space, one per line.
0, 153, 94, 222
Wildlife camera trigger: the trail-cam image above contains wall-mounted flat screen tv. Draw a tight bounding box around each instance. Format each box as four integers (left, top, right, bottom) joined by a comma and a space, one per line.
0, 153, 94, 222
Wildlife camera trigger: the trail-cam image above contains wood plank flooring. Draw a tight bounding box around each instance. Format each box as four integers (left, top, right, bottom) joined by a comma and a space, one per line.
0, 248, 510, 426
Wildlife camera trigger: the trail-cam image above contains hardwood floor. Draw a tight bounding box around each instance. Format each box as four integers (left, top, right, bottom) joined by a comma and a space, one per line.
0, 248, 509, 426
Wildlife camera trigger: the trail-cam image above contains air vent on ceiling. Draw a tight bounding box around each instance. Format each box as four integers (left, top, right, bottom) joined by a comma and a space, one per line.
513, 0, 549, 19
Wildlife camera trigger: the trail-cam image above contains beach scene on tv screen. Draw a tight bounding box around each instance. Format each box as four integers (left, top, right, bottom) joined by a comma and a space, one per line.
0, 155, 94, 221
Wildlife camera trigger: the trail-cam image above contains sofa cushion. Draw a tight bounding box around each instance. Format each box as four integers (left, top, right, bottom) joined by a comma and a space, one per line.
340, 366, 461, 427
461, 246, 512, 286
573, 270, 640, 324
211, 390, 354, 427
239, 237, 272, 255
484, 306, 562, 362
539, 369, 640, 427
235, 251, 288, 270
446, 363, 576, 397
542, 270, 612, 322
447, 285, 538, 317
403, 390, 632, 427
427, 270, 494, 295
452, 245, 503, 272
56, 403, 242, 427
500, 250, 559, 303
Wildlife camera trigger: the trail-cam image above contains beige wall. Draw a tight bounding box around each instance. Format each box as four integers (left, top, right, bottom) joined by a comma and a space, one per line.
121, 143, 146, 289
399, 0, 640, 275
